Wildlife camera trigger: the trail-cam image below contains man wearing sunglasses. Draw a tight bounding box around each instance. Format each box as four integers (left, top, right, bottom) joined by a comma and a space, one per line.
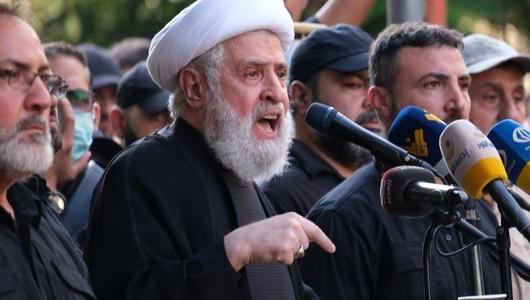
43, 42, 104, 247
0, 4, 94, 299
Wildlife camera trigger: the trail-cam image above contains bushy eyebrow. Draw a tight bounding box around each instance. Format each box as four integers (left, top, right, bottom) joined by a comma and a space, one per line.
418, 73, 448, 82
0, 58, 50, 73
417, 72, 471, 83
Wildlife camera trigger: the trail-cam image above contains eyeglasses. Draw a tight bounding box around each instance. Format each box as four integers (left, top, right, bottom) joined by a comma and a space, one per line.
66, 89, 93, 111
0, 68, 65, 99
50, 81, 68, 100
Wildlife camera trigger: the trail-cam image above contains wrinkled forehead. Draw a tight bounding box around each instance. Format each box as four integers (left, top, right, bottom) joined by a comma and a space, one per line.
222, 31, 287, 66
0, 15, 49, 73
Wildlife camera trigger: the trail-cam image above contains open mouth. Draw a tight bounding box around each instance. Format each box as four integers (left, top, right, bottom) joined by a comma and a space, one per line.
255, 112, 282, 136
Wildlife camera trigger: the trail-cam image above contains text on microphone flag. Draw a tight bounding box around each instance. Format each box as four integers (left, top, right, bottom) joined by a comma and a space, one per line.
440, 120, 507, 198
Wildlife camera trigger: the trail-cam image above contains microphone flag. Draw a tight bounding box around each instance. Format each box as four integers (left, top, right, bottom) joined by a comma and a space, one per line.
439, 120, 507, 198
488, 119, 530, 194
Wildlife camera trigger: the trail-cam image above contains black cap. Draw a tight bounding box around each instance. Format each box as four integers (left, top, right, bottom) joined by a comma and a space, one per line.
117, 61, 170, 114
78, 44, 121, 90
289, 24, 373, 83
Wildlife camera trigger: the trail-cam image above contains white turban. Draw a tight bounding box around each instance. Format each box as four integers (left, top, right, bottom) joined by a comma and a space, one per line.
147, 0, 294, 92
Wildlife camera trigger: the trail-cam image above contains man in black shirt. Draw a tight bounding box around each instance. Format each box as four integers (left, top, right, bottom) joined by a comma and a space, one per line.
0, 4, 94, 299
262, 24, 380, 216
302, 22, 503, 300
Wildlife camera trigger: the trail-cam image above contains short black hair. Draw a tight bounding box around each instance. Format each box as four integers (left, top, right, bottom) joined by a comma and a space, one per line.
369, 22, 463, 92
43, 41, 88, 67
43, 41, 92, 87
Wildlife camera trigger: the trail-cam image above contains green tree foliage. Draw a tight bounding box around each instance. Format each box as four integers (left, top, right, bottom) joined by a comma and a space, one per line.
361, 0, 508, 38
30, 0, 194, 46
17, 0, 530, 48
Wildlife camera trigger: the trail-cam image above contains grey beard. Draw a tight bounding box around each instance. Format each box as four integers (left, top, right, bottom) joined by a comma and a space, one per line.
0, 116, 53, 181
203, 89, 294, 182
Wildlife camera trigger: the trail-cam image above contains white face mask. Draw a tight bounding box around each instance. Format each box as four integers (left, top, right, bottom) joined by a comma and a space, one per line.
71, 111, 94, 162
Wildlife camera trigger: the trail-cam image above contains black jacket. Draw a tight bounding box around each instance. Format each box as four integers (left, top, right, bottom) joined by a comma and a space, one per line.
262, 140, 344, 216
85, 118, 317, 300
0, 176, 94, 299
302, 162, 502, 300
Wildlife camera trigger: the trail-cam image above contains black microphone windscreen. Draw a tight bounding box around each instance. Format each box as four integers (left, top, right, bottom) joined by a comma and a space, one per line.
305, 102, 337, 133
381, 165, 437, 217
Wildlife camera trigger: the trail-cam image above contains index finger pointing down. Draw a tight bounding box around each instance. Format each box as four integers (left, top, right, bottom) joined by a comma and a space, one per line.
299, 218, 336, 254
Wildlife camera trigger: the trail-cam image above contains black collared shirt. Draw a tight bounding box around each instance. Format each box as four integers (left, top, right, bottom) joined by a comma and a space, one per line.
261, 140, 344, 216
302, 162, 502, 300
0, 176, 94, 299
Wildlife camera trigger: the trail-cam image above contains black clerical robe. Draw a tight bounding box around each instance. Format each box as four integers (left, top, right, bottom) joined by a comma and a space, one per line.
85, 118, 316, 300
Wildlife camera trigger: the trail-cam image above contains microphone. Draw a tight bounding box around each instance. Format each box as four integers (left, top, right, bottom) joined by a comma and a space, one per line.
508, 186, 530, 212
381, 165, 469, 218
388, 105, 454, 184
305, 102, 433, 170
439, 119, 530, 240
487, 119, 530, 194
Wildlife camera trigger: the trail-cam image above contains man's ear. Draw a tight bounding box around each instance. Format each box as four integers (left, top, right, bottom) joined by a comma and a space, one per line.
179, 68, 205, 109
289, 80, 313, 115
366, 86, 392, 119
109, 106, 125, 139
91, 102, 101, 132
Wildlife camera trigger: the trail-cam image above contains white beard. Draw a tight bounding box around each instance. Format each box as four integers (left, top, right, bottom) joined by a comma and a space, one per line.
203, 90, 294, 182
0, 115, 53, 181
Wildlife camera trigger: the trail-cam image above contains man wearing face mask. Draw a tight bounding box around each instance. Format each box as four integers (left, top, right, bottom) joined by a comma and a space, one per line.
78, 44, 123, 169
44, 42, 104, 246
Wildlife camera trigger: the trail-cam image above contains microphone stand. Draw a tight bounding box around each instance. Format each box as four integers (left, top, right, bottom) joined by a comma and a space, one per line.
426, 205, 515, 300
423, 206, 463, 300
454, 216, 530, 282
487, 180, 517, 300
423, 222, 438, 300
463, 200, 485, 295
497, 215, 513, 300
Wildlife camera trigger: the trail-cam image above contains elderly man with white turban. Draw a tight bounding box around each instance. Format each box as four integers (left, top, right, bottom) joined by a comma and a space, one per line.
85, 0, 335, 299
